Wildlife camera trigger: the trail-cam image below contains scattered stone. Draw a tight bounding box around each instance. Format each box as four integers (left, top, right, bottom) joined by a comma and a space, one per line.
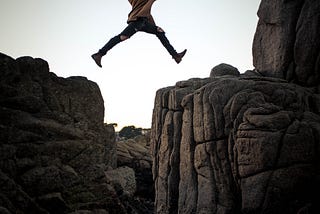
210, 63, 240, 77
105, 167, 136, 197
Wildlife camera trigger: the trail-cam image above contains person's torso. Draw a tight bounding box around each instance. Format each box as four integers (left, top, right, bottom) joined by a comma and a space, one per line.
127, 0, 156, 24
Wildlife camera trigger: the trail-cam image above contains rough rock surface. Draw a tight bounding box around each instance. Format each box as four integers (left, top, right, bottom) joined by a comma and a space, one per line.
151, 69, 320, 213
115, 133, 155, 214
253, 0, 320, 86
151, 0, 320, 213
0, 53, 141, 213
210, 63, 240, 78
105, 166, 136, 197
117, 134, 153, 200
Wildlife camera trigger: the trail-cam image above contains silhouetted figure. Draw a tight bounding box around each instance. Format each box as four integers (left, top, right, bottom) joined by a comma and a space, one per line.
92, 0, 187, 67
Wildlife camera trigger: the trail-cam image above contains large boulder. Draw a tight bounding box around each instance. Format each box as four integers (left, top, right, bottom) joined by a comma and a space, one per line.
210, 63, 240, 78
253, 0, 320, 86
105, 166, 136, 197
117, 134, 153, 200
0, 53, 126, 213
151, 0, 320, 211
151, 72, 320, 213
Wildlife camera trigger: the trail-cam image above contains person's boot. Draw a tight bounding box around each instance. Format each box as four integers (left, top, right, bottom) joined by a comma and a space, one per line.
173, 49, 187, 64
91, 53, 103, 68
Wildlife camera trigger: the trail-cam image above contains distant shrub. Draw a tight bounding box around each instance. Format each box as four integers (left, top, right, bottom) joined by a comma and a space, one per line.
119, 125, 142, 139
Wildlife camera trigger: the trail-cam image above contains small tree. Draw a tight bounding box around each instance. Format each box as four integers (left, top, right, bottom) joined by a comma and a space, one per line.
119, 125, 142, 139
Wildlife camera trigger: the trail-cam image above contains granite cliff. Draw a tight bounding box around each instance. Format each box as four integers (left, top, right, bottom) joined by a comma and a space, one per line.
0, 53, 149, 213
151, 0, 320, 213
253, 0, 320, 85
1, 0, 320, 213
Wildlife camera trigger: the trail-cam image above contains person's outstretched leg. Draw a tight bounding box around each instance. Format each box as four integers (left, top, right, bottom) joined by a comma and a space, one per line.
141, 20, 187, 64
92, 22, 138, 67
92, 35, 126, 68
156, 28, 187, 64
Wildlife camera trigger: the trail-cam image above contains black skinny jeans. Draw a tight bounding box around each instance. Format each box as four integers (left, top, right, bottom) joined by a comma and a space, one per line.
99, 17, 177, 57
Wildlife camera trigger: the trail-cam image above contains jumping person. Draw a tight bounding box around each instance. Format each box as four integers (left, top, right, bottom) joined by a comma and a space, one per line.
92, 0, 187, 67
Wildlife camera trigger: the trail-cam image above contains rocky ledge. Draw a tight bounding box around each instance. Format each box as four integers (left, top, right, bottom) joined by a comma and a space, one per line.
151, 65, 320, 213
0, 53, 149, 214
151, 0, 320, 212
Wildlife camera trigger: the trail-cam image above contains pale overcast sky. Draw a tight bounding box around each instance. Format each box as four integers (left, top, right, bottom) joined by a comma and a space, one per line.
1, 0, 260, 130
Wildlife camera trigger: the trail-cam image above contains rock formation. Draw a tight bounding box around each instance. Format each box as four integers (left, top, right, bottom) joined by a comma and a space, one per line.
0, 53, 147, 213
151, 0, 320, 213
253, 0, 320, 85
117, 134, 153, 200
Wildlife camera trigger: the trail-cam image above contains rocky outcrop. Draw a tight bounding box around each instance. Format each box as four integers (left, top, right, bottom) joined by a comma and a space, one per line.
151, 67, 320, 213
116, 133, 154, 214
0, 53, 132, 213
151, 0, 320, 213
117, 134, 153, 200
253, 0, 320, 85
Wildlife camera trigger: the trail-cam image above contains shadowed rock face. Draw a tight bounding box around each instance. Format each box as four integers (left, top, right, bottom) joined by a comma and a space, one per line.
151, 0, 320, 212
117, 134, 153, 200
0, 53, 125, 213
151, 69, 320, 213
116, 134, 155, 213
253, 0, 320, 86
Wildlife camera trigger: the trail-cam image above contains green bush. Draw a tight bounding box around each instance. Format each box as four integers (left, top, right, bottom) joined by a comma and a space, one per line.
119, 126, 142, 139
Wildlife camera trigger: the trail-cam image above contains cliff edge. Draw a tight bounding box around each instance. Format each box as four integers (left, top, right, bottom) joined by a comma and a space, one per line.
0, 53, 131, 213
151, 0, 320, 213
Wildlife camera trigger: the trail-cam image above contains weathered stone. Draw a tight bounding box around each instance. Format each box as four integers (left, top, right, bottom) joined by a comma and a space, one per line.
105, 166, 136, 197
252, 0, 304, 79
151, 75, 320, 213
0, 53, 122, 213
0, 207, 11, 214
116, 134, 153, 200
240, 171, 271, 213
37, 193, 68, 214
178, 94, 197, 214
294, 0, 320, 85
253, 0, 320, 86
0, 170, 47, 213
210, 63, 240, 77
